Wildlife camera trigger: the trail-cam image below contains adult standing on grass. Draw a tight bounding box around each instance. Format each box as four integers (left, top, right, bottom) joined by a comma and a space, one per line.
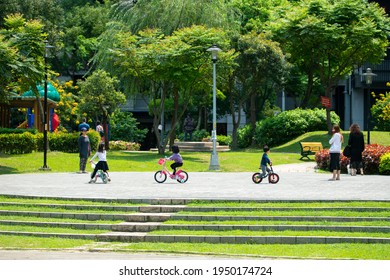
329, 124, 343, 181
78, 117, 90, 132
348, 123, 365, 176
78, 127, 91, 173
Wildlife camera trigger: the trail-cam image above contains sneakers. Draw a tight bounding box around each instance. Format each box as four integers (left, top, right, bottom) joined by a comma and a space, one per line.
88, 179, 93, 183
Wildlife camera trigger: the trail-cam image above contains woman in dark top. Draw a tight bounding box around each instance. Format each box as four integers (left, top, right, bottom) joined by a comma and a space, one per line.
348, 123, 365, 176
78, 128, 91, 173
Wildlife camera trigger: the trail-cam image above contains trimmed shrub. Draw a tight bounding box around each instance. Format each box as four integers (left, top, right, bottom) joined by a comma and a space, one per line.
316, 144, 390, 174
0, 132, 37, 154
254, 108, 340, 147
192, 129, 210, 141
109, 140, 141, 151
110, 111, 147, 143
379, 153, 390, 175
217, 135, 232, 146
237, 124, 254, 148
0, 128, 38, 134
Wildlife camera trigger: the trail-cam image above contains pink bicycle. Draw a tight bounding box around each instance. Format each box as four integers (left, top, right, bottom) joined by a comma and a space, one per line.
154, 158, 188, 183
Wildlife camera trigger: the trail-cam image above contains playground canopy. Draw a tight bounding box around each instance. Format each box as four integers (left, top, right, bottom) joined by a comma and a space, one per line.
0, 82, 60, 132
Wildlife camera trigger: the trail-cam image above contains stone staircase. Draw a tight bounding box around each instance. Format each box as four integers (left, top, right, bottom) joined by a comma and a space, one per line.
1, 198, 390, 244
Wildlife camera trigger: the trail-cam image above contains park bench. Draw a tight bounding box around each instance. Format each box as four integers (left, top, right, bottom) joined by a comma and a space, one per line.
299, 142, 323, 160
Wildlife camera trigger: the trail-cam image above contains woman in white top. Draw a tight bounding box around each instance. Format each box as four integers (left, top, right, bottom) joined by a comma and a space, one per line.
89, 143, 110, 183
329, 124, 343, 181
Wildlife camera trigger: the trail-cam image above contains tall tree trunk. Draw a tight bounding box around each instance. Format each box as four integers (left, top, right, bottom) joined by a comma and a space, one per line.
169, 88, 179, 148
102, 112, 109, 150
300, 72, 314, 108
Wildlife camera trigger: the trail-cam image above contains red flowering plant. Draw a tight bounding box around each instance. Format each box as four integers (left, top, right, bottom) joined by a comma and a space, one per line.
362, 144, 390, 174
316, 144, 390, 174
315, 149, 349, 173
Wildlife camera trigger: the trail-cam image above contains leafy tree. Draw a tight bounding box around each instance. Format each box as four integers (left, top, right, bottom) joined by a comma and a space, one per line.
269, 0, 390, 132
94, 25, 232, 153
77, 69, 126, 149
0, 13, 49, 127
226, 32, 289, 148
56, 3, 110, 79
111, 0, 238, 35
110, 110, 147, 143
371, 90, 390, 131
0, 33, 18, 103
53, 79, 80, 132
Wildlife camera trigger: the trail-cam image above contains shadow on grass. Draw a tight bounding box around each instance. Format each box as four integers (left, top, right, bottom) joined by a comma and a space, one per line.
0, 166, 19, 175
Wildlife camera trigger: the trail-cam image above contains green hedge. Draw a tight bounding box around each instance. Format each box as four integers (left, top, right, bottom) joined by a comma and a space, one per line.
0, 131, 100, 154
379, 153, 390, 175
0, 128, 38, 134
236, 108, 340, 148
0, 132, 37, 154
254, 108, 340, 147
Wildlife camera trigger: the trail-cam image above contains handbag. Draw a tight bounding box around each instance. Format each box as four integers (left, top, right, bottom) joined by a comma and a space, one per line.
343, 145, 351, 157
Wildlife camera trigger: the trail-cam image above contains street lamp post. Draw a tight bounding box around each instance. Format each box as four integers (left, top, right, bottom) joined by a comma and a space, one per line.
40, 40, 54, 171
207, 45, 221, 171
362, 68, 376, 145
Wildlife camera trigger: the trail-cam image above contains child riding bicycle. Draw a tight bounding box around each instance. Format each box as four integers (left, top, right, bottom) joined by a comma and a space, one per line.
260, 145, 272, 178
168, 145, 183, 178
89, 143, 110, 183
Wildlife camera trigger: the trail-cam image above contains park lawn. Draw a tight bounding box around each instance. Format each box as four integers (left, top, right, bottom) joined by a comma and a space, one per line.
0, 131, 389, 174
272, 131, 390, 153
0, 150, 300, 174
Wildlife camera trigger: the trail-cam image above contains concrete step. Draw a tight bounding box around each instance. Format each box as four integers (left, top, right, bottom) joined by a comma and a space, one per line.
0, 220, 113, 230
124, 213, 174, 222
182, 206, 390, 213
0, 202, 140, 212
0, 203, 186, 213
96, 232, 390, 244
159, 224, 390, 233
111, 222, 161, 232
0, 210, 129, 221
2, 230, 389, 244
171, 214, 390, 223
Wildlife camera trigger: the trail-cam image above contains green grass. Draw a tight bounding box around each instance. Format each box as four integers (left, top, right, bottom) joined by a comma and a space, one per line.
164, 219, 390, 226
0, 224, 108, 234
0, 215, 122, 224
0, 235, 93, 249
0, 196, 146, 206
149, 229, 390, 238
187, 201, 390, 208
116, 242, 390, 260
0, 205, 135, 214
272, 131, 390, 153
176, 210, 390, 217
0, 131, 389, 174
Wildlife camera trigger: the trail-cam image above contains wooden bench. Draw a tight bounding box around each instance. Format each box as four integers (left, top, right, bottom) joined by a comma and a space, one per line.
299, 142, 323, 160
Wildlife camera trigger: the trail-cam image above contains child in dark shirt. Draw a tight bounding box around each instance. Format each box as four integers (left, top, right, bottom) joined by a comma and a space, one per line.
260, 145, 272, 178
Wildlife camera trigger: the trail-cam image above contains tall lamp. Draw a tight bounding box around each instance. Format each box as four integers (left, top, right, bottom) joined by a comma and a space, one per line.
207, 45, 221, 171
40, 40, 54, 171
362, 68, 376, 145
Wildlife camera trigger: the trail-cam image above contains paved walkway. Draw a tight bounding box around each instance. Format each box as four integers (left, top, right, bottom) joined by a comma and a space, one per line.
1, 163, 389, 201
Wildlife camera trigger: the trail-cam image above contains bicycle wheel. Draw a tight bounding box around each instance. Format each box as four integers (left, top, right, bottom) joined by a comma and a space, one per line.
101, 172, 108, 184
176, 171, 188, 183
269, 173, 279, 184
252, 172, 263, 184
154, 171, 167, 183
